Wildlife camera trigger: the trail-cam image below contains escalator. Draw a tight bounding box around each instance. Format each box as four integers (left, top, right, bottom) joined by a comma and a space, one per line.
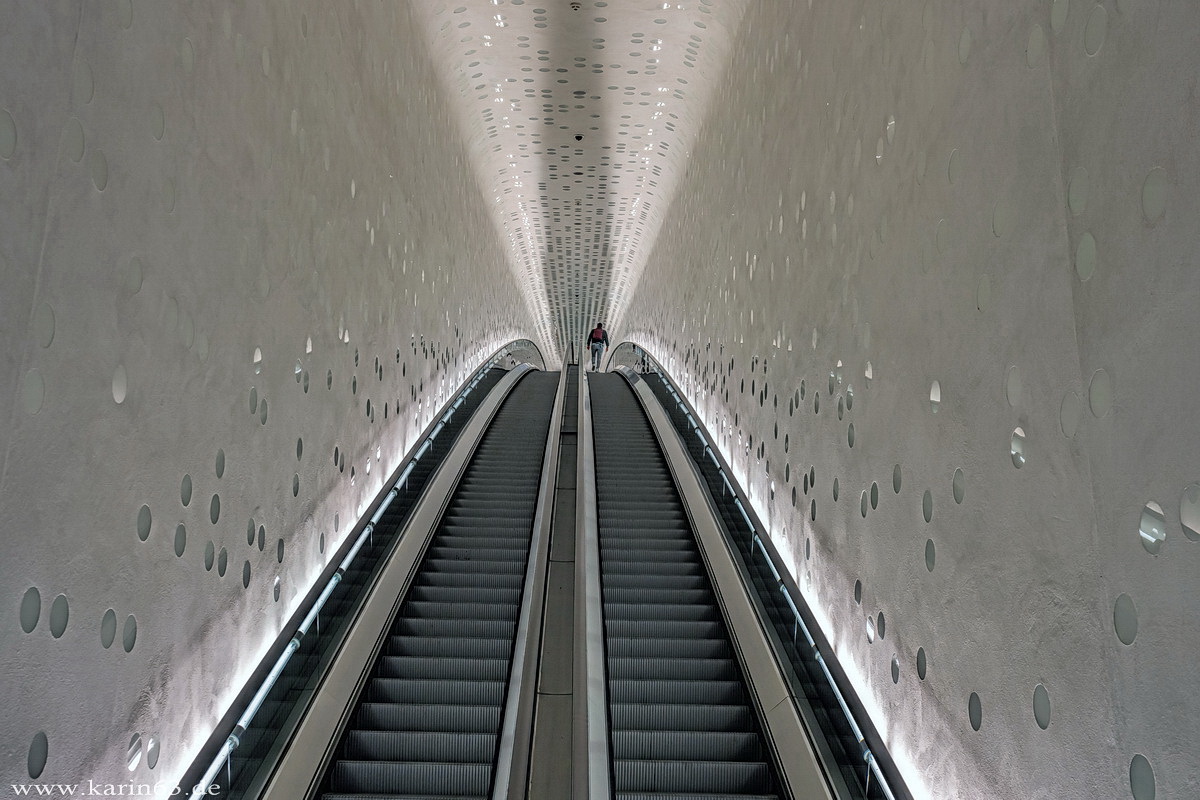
317, 370, 559, 800
589, 373, 785, 800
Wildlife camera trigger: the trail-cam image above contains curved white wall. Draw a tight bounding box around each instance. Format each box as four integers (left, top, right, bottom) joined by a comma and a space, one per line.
620, 2, 1198, 798
0, 3, 535, 794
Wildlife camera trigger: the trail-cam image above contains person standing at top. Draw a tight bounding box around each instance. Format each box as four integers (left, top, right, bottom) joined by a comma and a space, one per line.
587, 323, 609, 371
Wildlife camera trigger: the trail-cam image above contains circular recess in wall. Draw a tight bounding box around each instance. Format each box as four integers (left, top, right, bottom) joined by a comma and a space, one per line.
174, 524, 186, 556
992, 199, 1011, 237
947, 148, 961, 185
277, 539, 285, 563
1061, 391, 1083, 438
1138, 501, 1166, 555
837, 396, 844, 420
249, 387, 258, 414
145, 736, 160, 770
1129, 754, 1155, 800
860, 491, 869, 518
246, 518, 256, 546
33, 302, 55, 348
1006, 366, 1022, 407
257, 525, 266, 551
217, 547, 228, 577
813, 393, 820, 414
832, 477, 839, 501
809, 466, 815, 487
1011, 427, 1027, 468
122, 614, 137, 652
968, 693, 983, 730
48, 594, 68, 638
209, 494, 220, 524
870, 482, 879, 510
953, 468, 965, 504
1051, 0, 1070, 34
180, 37, 195, 73
242, 561, 251, 588
1113, 593, 1138, 644
137, 505, 152, 541
319, 532, 325, 553
28, 731, 48, 779
215, 449, 225, 478
180, 474, 192, 506
101, 608, 117, 648
90, 149, 108, 190
893, 465, 902, 493
805, 538, 811, 561
127, 733, 142, 771
847, 423, 855, 448
1180, 484, 1200, 541
810, 499, 816, 521
259, 398, 268, 425
1033, 683, 1052, 729
917, 647, 928, 679
22, 368, 44, 415
1026, 23, 1046, 67
20, 587, 40, 633
846, 386, 854, 410
1076, 232, 1097, 281
292, 474, 300, 497
922, 489, 933, 522
273, 576, 281, 602
929, 380, 941, 413
112, 364, 128, 404
925, 539, 936, 571
877, 612, 886, 638
866, 616, 876, 643
1141, 167, 1167, 224
1084, 4, 1107, 55
854, 580, 863, 604
1089, 369, 1112, 417
891, 655, 900, 683
204, 541, 214, 571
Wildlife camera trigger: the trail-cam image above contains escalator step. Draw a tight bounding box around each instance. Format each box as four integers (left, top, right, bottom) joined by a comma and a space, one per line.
385, 635, 513, 659
354, 702, 501, 733
611, 730, 766, 761
327, 760, 490, 796
608, 657, 738, 681
374, 656, 510, 681
612, 760, 774, 794
341, 730, 496, 763
608, 679, 747, 705
365, 677, 505, 706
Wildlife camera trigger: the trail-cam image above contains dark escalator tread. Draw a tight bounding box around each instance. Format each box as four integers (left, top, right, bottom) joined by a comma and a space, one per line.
591, 373, 782, 799
341, 730, 496, 762
613, 760, 775, 794
611, 730, 766, 762
615, 794, 778, 800
326, 760, 490, 795
354, 702, 501, 733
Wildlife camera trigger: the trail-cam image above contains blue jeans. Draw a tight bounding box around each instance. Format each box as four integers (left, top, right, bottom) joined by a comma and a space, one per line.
590, 342, 604, 370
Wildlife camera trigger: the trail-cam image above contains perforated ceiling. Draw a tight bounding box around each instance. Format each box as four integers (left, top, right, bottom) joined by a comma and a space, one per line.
414, 0, 748, 363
